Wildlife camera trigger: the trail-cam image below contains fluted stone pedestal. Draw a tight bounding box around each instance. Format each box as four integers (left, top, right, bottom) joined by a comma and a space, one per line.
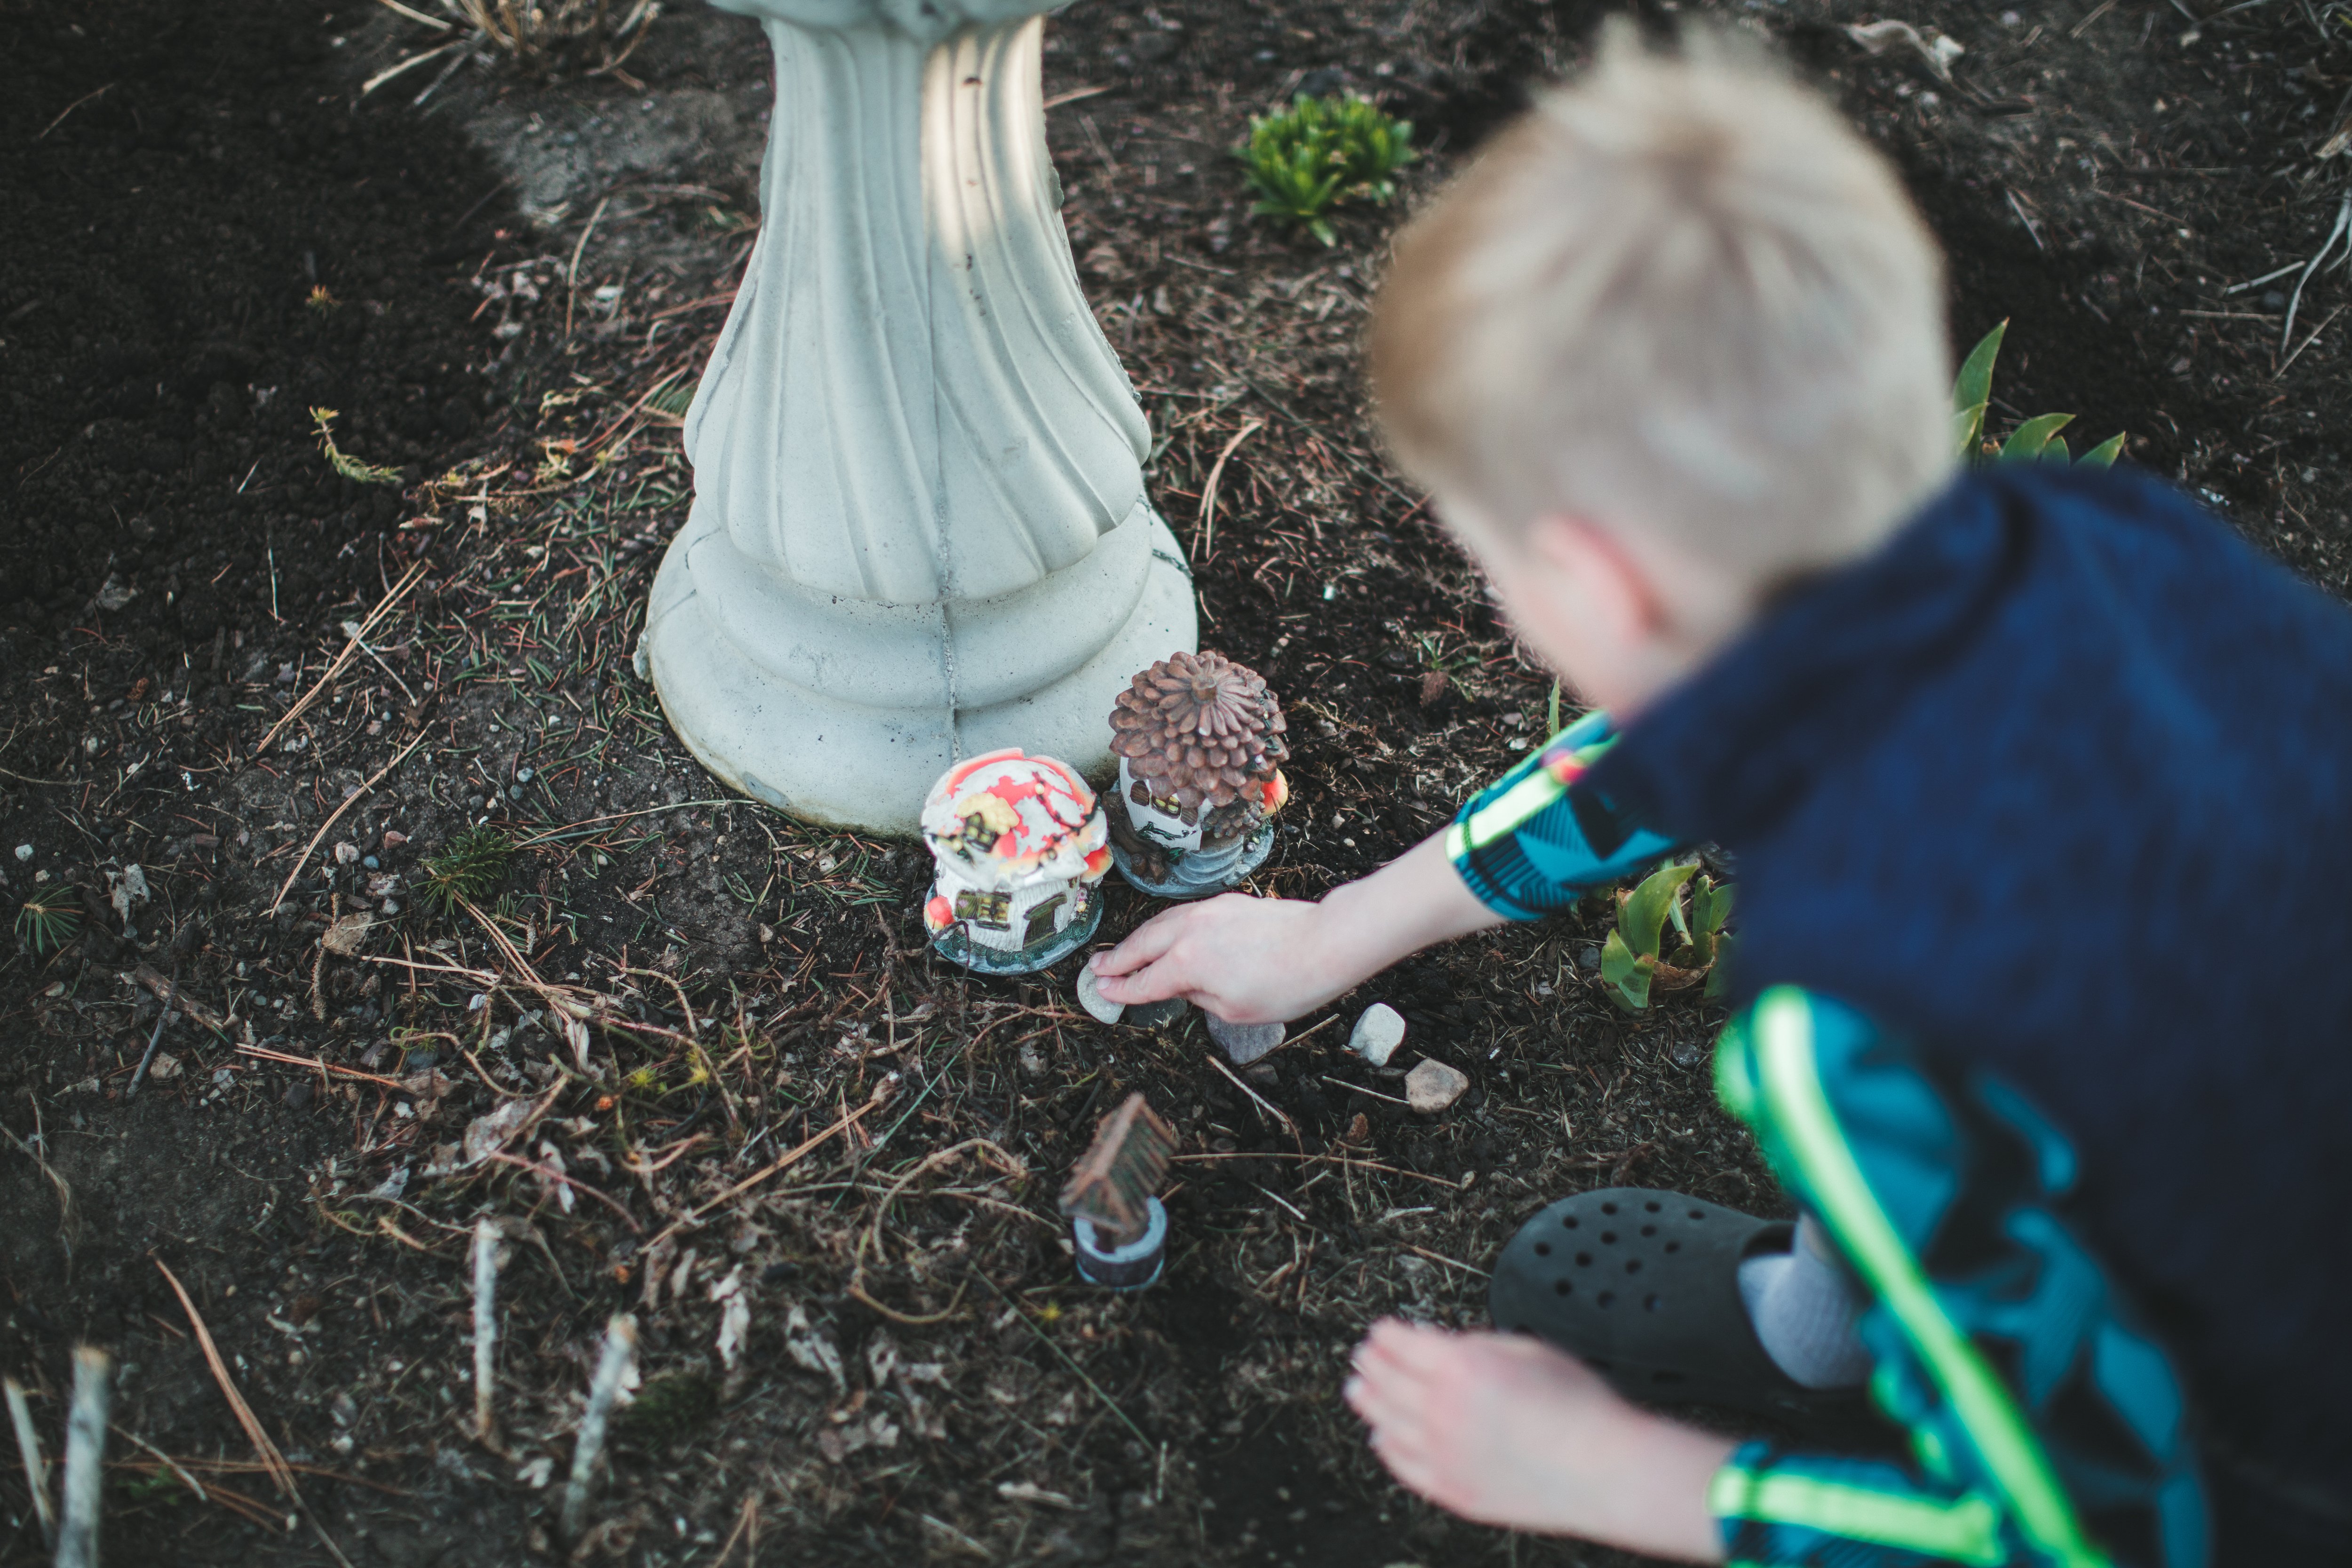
643, 0, 1197, 836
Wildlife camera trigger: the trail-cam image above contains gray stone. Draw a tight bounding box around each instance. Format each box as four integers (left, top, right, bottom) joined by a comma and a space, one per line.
1204, 1013, 1285, 1066
1405, 1059, 1469, 1114
1349, 1003, 1406, 1067
1127, 997, 1189, 1030
1073, 963, 1124, 1026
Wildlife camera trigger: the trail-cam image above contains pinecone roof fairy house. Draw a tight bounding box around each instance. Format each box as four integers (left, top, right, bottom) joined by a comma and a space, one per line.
1106, 651, 1290, 897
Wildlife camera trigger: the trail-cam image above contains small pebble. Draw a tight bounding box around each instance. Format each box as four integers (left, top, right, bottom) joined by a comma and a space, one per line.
1074, 963, 1125, 1025
1405, 1059, 1470, 1114
284, 1080, 315, 1109
12, 844, 30, 862
1204, 1012, 1285, 1066
362, 854, 380, 870
1350, 1003, 1406, 1067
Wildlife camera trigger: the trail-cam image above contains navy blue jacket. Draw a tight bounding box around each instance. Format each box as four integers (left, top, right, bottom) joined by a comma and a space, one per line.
1588, 464, 2351, 1513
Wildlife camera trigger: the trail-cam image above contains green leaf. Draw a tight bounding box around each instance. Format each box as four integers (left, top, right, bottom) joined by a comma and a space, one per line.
2040, 433, 2071, 464
1952, 401, 1989, 458
2078, 432, 2127, 469
1703, 932, 1737, 1000
1547, 679, 1563, 737
1952, 322, 2006, 422
1615, 862, 1700, 961
1600, 930, 1653, 1011
1997, 413, 2074, 463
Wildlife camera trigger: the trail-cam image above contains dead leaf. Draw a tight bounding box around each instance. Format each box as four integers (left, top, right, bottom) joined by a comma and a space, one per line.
321, 912, 374, 956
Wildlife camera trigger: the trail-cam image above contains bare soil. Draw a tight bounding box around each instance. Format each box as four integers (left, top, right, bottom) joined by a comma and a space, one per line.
3, 1, 2347, 1564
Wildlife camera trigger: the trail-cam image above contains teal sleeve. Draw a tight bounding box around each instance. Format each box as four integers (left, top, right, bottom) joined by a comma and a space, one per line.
1443, 708, 1681, 920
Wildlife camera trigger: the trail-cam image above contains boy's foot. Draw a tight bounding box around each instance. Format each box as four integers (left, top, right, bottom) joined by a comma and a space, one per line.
1488, 1187, 1871, 1430
1342, 1317, 1731, 1557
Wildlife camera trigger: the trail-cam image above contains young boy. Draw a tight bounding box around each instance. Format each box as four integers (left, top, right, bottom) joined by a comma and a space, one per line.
1091, 26, 2350, 1567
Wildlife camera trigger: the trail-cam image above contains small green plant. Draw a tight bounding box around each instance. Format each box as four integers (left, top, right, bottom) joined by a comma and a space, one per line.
419, 826, 515, 915
14, 883, 82, 956
1239, 93, 1414, 246
1951, 321, 2125, 468
310, 407, 403, 486
1599, 863, 1736, 1011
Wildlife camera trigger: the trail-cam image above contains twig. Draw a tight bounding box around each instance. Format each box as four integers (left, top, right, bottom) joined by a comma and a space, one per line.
2278, 302, 2345, 374
126, 965, 230, 1036
55, 1348, 110, 1568
370, 0, 452, 28
565, 196, 613, 341
471, 1219, 501, 1439
257, 561, 425, 754
360, 37, 469, 96
36, 84, 114, 141
2282, 185, 2352, 355
125, 969, 178, 1099
110, 1425, 208, 1505
1399, 1242, 1488, 1279
1193, 418, 1265, 562
269, 732, 427, 914
4, 1377, 55, 1552
235, 1043, 407, 1090
643, 1080, 896, 1253
1204, 1052, 1297, 1140
971, 1270, 1153, 1448
2006, 189, 2044, 253
561, 1315, 636, 1542
154, 1260, 294, 1498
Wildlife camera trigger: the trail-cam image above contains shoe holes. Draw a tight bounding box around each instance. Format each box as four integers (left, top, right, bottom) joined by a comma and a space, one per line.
1597, 1291, 1616, 1308
1624, 1259, 1642, 1275
1560, 1215, 1580, 1230
1664, 1241, 1681, 1254
1599, 1230, 1617, 1244
1688, 1208, 1706, 1220
1533, 1241, 1551, 1257
1575, 1252, 1592, 1267
1644, 1200, 1661, 1213
1640, 1224, 1657, 1237
1600, 1202, 1619, 1215
1552, 1280, 1572, 1297
1643, 1294, 1661, 1312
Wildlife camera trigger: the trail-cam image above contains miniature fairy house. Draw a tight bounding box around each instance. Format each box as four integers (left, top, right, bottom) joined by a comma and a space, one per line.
1061, 1092, 1177, 1290
1105, 651, 1290, 897
920, 749, 1110, 974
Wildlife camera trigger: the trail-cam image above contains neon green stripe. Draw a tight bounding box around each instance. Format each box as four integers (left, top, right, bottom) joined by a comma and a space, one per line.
1459, 767, 1564, 851
1750, 988, 2109, 1568
1709, 1464, 2005, 1565
1442, 820, 1470, 865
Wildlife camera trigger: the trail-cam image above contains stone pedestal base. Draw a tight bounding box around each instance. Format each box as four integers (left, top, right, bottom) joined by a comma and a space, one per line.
643, 501, 1195, 836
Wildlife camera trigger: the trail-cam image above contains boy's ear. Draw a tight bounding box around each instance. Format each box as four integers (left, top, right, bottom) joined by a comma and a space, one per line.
1524, 513, 1668, 643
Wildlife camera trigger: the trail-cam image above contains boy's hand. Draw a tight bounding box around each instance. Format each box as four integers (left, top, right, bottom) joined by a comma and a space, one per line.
1093, 827, 1509, 1023
1345, 1319, 1731, 1560
1090, 894, 1339, 1023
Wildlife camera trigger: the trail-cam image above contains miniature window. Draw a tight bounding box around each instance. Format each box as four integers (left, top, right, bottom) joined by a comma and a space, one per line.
954, 889, 1011, 928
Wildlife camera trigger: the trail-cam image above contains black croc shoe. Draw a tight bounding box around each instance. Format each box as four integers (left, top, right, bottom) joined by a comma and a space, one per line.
1488, 1187, 1872, 1432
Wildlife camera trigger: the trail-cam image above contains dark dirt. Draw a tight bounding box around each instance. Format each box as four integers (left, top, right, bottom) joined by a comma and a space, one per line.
4, 1, 2348, 1565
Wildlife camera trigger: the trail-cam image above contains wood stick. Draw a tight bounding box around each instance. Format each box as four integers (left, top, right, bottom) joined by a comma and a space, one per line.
268, 733, 427, 915
153, 1261, 294, 1497
471, 1219, 500, 1439
55, 1348, 110, 1568
257, 561, 426, 754
561, 1315, 636, 1542
3, 1376, 55, 1552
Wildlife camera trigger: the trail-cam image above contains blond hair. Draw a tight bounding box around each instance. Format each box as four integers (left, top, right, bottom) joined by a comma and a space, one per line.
1368, 24, 1953, 576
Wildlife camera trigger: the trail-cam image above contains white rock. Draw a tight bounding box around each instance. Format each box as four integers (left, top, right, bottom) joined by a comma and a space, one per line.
1405, 1059, 1470, 1114
1350, 1003, 1406, 1067
1074, 964, 1124, 1026
1205, 1013, 1285, 1066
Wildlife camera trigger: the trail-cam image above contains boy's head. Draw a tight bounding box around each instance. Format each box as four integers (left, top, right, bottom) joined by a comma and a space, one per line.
1368, 24, 1953, 712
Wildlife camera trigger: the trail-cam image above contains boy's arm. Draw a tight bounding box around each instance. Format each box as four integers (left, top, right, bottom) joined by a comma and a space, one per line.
1089, 829, 1503, 1022
1093, 710, 1683, 1019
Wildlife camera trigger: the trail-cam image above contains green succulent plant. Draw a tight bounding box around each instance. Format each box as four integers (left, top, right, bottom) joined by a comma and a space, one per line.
1238, 93, 1414, 246
1599, 863, 1736, 1011
1951, 321, 2126, 468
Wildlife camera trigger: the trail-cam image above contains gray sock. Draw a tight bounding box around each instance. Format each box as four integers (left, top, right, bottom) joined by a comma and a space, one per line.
1736, 1214, 1875, 1389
